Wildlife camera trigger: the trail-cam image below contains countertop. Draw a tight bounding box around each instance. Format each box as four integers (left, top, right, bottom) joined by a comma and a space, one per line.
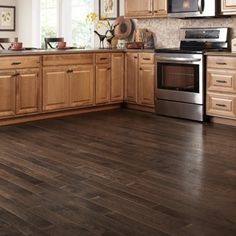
0, 48, 155, 57
205, 51, 236, 56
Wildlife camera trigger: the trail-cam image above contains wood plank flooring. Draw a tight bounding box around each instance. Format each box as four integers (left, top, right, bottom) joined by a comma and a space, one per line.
0, 109, 235, 236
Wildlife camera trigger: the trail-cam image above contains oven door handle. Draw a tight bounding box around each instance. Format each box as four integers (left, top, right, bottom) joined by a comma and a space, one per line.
156, 57, 202, 64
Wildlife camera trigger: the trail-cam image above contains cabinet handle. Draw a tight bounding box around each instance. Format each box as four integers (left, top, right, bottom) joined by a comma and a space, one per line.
216, 80, 227, 84
11, 62, 21, 65
67, 69, 73, 73
216, 62, 227, 65
143, 58, 151, 61
100, 58, 107, 60
154, 10, 158, 13
149, 11, 152, 13
134, 56, 138, 59
216, 104, 226, 108
13, 73, 20, 77
140, 67, 143, 70
107, 67, 111, 70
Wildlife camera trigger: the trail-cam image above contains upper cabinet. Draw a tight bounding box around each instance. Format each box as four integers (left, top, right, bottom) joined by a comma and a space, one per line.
125, 0, 167, 18
221, 0, 236, 15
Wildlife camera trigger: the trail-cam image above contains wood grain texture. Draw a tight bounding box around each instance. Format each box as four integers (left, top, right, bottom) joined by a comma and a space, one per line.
0, 109, 236, 236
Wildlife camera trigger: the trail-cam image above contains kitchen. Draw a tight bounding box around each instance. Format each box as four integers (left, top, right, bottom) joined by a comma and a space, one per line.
0, 0, 236, 235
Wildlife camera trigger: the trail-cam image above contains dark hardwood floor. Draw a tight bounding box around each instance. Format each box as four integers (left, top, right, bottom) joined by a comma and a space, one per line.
0, 109, 236, 236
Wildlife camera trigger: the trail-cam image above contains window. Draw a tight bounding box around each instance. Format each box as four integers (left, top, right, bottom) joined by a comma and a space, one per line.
39, 0, 94, 48
71, 0, 93, 48
40, 0, 59, 47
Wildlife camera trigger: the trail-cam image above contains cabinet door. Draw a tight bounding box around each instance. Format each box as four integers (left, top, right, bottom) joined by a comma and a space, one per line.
221, 0, 236, 14
125, 53, 139, 103
16, 69, 41, 115
96, 64, 111, 104
153, 0, 167, 17
43, 66, 69, 111
0, 70, 15, 117
139, 64, 155, 106
111, 53, 124, 102
125, 0, 153, 17
69, 65, 94, 107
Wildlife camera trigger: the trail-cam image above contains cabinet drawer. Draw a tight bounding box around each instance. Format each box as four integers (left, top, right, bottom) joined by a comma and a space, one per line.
43, 53, 94, 66
207, 69, 236, 94
96, 53, 111, 64
207, 93, 236, 118
0, 56, 41, 69
207, 56, 236, 70
139, 53, 154, 64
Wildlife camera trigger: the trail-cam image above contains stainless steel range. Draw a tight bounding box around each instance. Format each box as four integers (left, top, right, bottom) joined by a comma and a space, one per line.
155, 27, 230, 121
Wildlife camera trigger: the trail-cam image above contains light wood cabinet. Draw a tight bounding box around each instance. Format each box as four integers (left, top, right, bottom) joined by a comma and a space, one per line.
125, 52, 155, 108
96, 64, 111, 104
43, 54, 95, 111
207, 56, 236, 120
111, 53, 124, 102
0, 70, 15, 117
69, 65, 94, 107
16, 69, 41, 115
43, 67, 69, 111
221, 0, 236, 15
0, 56, 41, 118
125, 53, 139, 103
139, 64, 155, 106
95, 53, 124, 105
125, 0, 167, 18
153, 0, 167, 17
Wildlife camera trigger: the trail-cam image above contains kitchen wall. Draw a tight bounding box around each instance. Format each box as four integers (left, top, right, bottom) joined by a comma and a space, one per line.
0, 0, 17, 40
136, 17, 236, 48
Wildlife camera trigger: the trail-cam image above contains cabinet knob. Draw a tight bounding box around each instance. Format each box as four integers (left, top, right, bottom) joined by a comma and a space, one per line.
108, 67, 111, 71
140, 68, 143, 70
154, 10, 158, 13
67, 69, 73, 73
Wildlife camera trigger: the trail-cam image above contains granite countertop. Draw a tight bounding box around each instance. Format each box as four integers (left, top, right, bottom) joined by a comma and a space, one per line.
0, 48, 155, 57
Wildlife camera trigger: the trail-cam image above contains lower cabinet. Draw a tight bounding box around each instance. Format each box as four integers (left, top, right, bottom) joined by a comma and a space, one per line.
206, 56, 236, 120
125, 53, 139, 103
16, 69, 41, 115
43, 66, 69, 111
95, 53, 124, 105
96, 63, 111, 104
68, 65, 94, 107
43, 65, 95, 111
138, 64, 155, 106
125, 52, 155, 107
111, 53, 124, 102
0, 69, 41, 117
0, 70, 16, 117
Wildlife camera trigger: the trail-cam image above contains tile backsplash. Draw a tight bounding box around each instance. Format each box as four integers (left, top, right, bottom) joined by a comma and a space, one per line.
136, 16, 236, 48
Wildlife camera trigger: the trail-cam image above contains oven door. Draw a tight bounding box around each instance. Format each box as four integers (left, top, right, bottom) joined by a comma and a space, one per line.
156, 53, 203, 104
168, 0, 217, 18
